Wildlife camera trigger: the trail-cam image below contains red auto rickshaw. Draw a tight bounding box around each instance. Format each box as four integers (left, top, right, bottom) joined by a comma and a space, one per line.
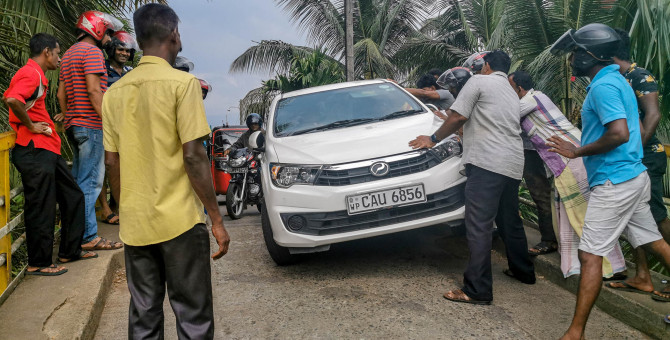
209, 125, 248, 195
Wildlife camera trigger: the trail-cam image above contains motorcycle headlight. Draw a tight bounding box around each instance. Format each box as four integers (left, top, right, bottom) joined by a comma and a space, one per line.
270, 163, 321, 188
229, 157, 246, 167
430, 137, 462, 162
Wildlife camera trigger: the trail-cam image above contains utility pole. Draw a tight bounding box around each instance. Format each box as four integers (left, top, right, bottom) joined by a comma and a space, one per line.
345, 0, 354, 81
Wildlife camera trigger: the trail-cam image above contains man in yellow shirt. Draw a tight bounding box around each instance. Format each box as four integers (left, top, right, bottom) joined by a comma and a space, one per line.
101, 4, 229, 339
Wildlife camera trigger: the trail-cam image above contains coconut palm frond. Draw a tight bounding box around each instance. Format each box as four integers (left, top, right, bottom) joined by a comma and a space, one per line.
275, 0, 345, 54
229, 40, 316, 76
239, 87, 278, 123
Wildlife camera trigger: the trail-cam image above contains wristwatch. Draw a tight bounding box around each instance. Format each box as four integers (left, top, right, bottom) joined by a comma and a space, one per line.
430, 134, 440, 143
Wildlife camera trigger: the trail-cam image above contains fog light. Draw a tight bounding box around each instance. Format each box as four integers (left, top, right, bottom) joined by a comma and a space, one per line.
287, 215, 307, 231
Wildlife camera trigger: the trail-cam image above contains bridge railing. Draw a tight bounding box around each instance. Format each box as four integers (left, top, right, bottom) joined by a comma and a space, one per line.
0, 131, 18, 299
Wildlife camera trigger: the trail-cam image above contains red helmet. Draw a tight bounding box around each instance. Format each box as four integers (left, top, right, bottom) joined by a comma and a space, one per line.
199, 79, 212, 99
76, 11, 123, 41
111, 31, 138, 51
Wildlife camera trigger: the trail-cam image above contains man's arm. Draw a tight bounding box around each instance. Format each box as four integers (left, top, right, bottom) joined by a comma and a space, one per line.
224, 131, 248, 155
547, 118, 629, 158
638, 92, 661, 145
3, 97, 51, 135
55, 80, 67, 122
409, 109, 468, 149
183, 138, 230, 259
85, 73, 104, 117
105, 151, 121, 208
404, 88, 441, 100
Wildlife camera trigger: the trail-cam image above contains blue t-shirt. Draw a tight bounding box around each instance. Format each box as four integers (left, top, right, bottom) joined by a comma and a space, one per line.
581, 64, 646, 187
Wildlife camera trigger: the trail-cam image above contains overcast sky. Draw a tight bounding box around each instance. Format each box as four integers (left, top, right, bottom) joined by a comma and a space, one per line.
168, 0, 308, 126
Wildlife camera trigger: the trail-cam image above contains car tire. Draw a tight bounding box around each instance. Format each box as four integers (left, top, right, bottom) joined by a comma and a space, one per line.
261, 203, 298, 266
226, 183, 245, 220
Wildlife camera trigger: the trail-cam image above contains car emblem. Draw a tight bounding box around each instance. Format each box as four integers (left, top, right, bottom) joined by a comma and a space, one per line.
370, 162, 390, 177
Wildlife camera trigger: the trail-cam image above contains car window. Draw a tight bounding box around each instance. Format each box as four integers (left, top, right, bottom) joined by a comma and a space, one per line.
273, 83, 424, 137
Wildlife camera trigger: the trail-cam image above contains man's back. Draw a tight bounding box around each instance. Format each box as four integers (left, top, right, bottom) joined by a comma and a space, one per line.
101, 56, 211, 246
451, 71, 524, 180
59, 41, 107, 129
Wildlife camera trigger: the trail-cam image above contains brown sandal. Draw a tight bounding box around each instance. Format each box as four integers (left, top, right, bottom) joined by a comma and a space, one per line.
82, 237, 123, 251
443, 289, 491, 305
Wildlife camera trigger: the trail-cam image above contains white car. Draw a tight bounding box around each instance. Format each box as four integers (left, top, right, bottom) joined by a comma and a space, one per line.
260, 79, 466, 265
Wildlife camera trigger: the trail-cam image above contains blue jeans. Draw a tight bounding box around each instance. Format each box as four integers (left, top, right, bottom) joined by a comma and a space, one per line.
67, 126, 105, 243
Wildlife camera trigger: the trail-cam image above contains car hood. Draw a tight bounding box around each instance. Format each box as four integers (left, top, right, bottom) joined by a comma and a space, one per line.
270, 113, 443, 164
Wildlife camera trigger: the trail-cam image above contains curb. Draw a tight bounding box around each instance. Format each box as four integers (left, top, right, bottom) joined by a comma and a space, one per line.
81, 250, 123, 340
493, 223, 670, 340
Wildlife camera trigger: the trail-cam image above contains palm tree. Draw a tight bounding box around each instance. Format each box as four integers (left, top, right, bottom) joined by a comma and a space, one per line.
0, 0, 166, 156
237, 48, 345, 122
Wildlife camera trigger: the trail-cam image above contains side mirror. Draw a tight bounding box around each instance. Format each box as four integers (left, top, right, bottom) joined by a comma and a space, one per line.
425, 103, 438, 112
249, 131, 265, 150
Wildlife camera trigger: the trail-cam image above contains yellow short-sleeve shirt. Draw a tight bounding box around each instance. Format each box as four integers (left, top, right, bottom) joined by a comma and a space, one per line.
102, 56, 211, 246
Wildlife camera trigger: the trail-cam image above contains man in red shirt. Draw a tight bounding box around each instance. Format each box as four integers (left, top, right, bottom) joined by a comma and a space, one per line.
57, 11, 123, 251
3, 33, 97, 276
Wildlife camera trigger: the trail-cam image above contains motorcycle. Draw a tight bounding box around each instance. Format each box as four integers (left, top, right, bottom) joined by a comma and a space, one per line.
224, 147, 263, 219
209, 125, 248, 195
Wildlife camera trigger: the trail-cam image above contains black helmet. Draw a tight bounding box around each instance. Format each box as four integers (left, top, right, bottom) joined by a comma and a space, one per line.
550, 23, 620, 76
462, 51, 489, 74
437, 67, 473, 93
173, 56, 194, 72
245, 113, 262, 129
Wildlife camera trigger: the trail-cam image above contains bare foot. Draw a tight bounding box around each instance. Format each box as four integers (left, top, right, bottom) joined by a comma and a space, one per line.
559, 328, 585, 340
622, 276, 654, 292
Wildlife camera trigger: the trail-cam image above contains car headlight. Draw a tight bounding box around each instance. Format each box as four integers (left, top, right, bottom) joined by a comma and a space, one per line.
270, 163, 321, 188
229, 157, 246, 167
430, 137, 462, 162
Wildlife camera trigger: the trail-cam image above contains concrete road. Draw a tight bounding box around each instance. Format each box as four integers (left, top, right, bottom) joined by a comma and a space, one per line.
95, 207, 647, 339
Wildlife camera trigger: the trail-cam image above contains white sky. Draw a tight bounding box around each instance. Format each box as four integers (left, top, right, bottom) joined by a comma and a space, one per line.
169, 0, 309, 126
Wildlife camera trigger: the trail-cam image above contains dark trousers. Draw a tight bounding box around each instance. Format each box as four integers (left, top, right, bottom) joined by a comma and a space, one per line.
125, 223, 214, 340
11, 142, 86, 267
522, 150, 555, 244
462, 165, 535, 301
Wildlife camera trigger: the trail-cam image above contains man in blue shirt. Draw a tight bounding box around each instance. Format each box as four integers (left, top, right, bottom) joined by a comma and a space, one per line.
549, 23, 670, 340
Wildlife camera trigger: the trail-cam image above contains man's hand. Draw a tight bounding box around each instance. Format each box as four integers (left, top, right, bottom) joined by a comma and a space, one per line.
409, 135, 436, 149
53, 112, 65, 122
28, 122, 52, 135
433, 110, 448, 120
547, 136, 578, 159
211, 221, 230, 260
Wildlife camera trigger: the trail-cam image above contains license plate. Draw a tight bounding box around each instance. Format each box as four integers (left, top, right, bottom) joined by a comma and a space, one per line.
346, 184, 426, 215
228, 168, 248, 173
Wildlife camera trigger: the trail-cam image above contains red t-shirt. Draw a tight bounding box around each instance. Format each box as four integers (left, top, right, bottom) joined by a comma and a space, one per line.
59, 41, 108, 130
3, 59, 61, 155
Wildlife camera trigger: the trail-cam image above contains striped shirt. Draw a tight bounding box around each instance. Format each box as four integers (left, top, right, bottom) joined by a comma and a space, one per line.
520, 89, 582, 177
59, 41, 108, 130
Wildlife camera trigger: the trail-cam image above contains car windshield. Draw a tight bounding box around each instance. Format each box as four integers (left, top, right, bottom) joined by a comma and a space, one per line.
273, 83, 424, 137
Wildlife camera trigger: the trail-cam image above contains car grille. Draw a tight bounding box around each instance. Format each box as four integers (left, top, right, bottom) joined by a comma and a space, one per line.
314, 152, 440, 186
279, 182, 465, 236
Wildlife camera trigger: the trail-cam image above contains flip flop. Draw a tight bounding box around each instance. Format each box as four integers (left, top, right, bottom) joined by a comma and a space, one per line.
103, 213, 119, 225
652, 290, 670, 302
443, 289, 491, 305
664, 314, 670, 324
528, 241, 558, 256
26, 264, 68, 276
82, 237, 123, 251
605, 281, 653, 295
56, 250, 99, 264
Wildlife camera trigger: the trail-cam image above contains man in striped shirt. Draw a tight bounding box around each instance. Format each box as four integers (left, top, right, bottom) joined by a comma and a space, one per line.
56, 11, 123, 251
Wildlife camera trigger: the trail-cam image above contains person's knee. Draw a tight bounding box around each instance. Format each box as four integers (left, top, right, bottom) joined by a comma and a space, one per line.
578, 250, 603, 267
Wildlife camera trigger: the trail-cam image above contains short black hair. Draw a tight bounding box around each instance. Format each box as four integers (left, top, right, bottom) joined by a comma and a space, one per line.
483, 49, 511, 73
428, 68, 443, 77
133, 3, 179, 48
29, 33, 58, 57
416, 74, 438, 89
509, 71, 534, 91
613, 28, 631, 61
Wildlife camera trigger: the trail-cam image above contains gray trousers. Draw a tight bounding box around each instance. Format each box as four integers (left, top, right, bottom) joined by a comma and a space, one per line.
125, 224, 214, 340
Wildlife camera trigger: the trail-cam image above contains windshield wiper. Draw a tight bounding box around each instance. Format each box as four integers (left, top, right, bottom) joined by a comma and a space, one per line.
287, 118, 376, 136
379, 109, 424, 121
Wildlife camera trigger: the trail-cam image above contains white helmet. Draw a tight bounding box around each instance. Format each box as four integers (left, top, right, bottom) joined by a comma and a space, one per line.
249, 131, 264, 150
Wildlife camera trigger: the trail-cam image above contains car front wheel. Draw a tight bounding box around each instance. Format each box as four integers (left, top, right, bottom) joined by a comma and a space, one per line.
261, 202, 298, 266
